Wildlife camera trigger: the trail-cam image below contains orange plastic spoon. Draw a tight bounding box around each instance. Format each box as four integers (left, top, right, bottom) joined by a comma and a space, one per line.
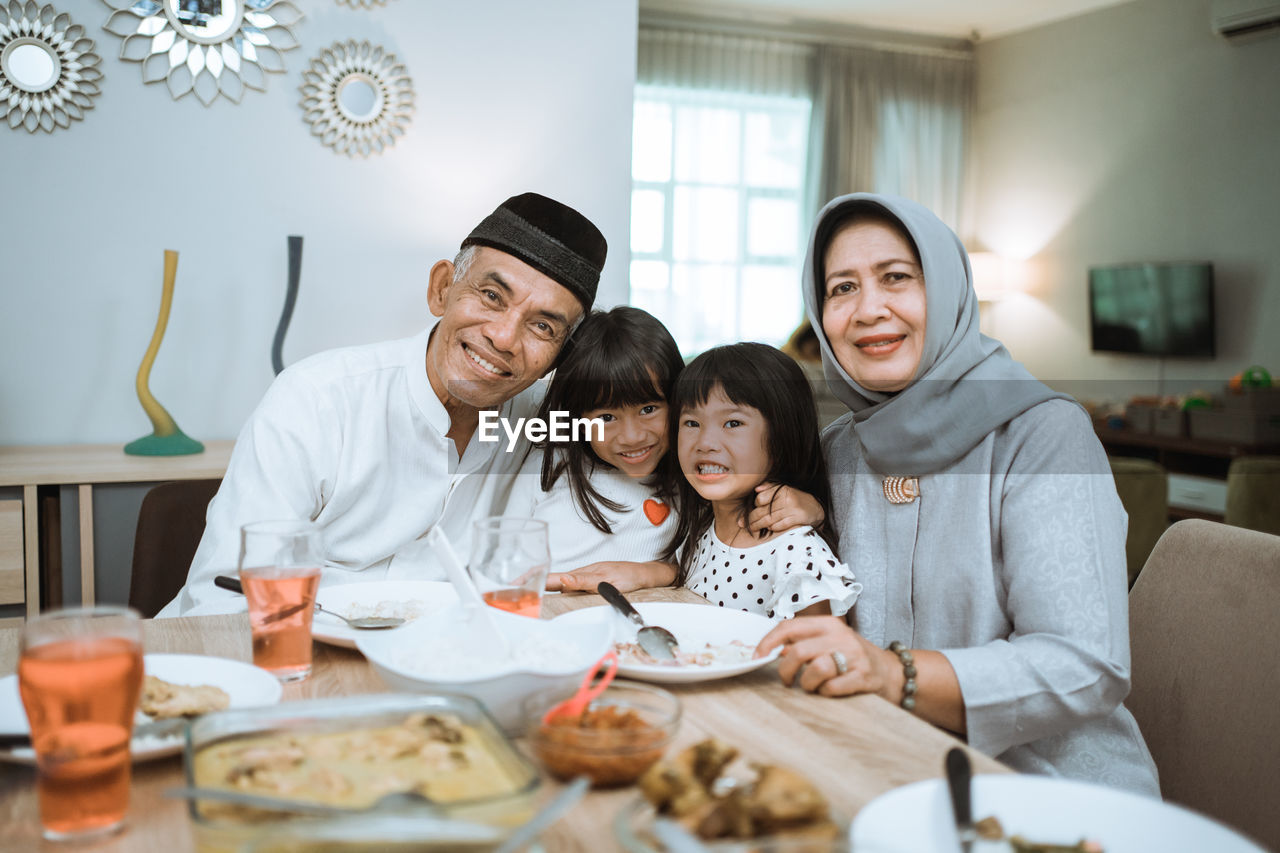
542, 650, 620, 724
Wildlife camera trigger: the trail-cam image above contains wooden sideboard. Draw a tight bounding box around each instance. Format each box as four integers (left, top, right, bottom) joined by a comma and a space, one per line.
0, 441, 233, 621
1093, 421, 1280, 520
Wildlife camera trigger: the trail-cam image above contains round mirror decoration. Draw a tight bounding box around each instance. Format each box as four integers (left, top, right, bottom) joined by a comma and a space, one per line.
299, 39, 413, 158
0, 1, 103, 133
101, 0, 302, 106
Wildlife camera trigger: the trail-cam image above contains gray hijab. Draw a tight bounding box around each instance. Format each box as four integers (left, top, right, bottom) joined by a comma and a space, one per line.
802, 192, 1072, 476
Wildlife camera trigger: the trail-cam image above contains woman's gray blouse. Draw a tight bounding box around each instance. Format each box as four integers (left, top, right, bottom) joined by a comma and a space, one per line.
825, 398, 1160, 796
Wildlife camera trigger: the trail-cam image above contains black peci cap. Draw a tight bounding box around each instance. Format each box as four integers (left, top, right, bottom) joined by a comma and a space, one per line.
461, 192, 607, 312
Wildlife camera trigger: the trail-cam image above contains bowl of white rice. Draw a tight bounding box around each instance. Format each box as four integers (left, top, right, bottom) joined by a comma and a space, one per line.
355, 604, 613, 731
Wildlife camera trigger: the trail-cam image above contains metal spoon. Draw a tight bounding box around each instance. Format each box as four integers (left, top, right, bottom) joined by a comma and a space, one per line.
212, 575, 405, 629
314, 601, 405, 630
167, 785, 439, 816
597, 582, 680, 661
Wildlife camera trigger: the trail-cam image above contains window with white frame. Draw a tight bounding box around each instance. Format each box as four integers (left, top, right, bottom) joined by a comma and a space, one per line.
630, 86, 812, 357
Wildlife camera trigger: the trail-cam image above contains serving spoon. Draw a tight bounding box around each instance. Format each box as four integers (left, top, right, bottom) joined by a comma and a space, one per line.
213, 575, 405, 629
542, 651, 619, 724
167, 785, 440, 817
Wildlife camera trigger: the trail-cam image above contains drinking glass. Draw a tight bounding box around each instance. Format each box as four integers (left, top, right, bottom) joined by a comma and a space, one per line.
18, 606, 144, 841
468, 518, 551, 618
238, 520, 323, 683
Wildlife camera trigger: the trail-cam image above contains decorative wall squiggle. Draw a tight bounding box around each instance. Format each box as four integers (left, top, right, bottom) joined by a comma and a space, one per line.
272, 234, 302, 375
124, 249, 204, 456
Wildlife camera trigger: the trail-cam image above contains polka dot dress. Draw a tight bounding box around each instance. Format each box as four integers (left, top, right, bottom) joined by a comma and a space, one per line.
685, 525, 861, 620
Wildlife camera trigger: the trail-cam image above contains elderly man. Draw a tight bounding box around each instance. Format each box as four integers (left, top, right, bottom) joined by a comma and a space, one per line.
159, 193, 606, 616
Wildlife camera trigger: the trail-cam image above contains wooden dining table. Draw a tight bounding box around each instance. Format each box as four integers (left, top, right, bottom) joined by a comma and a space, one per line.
0, 587, 1006, 851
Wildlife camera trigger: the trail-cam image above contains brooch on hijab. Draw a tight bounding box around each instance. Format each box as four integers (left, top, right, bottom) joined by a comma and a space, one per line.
883, 476, 920, 504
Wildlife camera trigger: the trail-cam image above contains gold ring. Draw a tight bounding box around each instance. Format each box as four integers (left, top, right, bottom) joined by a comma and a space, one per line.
831, 650, 848, 676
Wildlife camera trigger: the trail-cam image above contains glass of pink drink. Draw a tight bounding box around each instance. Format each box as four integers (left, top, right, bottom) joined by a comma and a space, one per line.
18, 606, 144, 841
238, 520, 322, 683
468, 518, 550, 618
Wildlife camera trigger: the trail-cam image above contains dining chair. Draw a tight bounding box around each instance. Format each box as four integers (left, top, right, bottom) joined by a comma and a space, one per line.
1127, 519, 1280, 850
1223, 455, 1280, 536
128, 478, 221, 618
1107, 456, 1168, 587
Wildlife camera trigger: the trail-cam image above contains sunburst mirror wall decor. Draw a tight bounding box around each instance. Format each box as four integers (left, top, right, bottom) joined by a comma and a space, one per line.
101, 0, 302, 105
299, 39, 413, 158
1, 1, 102, 132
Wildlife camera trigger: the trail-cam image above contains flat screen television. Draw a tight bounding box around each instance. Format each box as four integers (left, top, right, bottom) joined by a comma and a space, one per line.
1088, 262, 1215, 358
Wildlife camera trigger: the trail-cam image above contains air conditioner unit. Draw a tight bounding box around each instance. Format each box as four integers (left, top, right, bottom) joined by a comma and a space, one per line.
1212, 0, 1280, 39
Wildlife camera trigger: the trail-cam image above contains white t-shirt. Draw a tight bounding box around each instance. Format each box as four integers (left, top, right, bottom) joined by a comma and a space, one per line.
158, 323, 539, 617
504, 448, 676, 572
685, 525, 860, 620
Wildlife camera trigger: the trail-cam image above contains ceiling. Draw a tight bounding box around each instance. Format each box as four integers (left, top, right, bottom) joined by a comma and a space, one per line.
640, 0, 1135, 41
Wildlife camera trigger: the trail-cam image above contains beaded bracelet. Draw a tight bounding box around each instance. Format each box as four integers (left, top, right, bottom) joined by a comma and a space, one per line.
887, 641, 918, 711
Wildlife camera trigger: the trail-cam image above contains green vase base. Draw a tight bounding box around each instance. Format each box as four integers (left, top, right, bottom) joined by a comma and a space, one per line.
124, 431, 205, 456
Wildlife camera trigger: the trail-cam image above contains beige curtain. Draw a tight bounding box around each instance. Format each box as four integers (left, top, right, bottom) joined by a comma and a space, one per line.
637, 24, 974, 236
637, 28, 813, 97
807, 44, 973, 231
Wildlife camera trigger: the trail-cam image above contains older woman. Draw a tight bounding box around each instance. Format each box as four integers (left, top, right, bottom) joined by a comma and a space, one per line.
756, 193, 1159, 796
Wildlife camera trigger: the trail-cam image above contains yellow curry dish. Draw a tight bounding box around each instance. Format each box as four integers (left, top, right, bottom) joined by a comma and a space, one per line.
183, 695, 541, 853
193, 712, 524, 818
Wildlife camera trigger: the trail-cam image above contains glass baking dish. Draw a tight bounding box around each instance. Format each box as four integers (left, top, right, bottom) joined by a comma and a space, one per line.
182, 693, 542, 853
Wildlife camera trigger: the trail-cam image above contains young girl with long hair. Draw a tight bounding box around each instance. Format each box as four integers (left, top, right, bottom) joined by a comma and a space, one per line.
664, 342, 860, 618
504, 306, 683, 589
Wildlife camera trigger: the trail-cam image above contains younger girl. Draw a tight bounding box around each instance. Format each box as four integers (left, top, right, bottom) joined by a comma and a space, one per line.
664, 343, 860, 619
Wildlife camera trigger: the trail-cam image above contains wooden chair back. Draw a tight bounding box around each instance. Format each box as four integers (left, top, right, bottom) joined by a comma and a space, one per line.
129, 479, 221, 617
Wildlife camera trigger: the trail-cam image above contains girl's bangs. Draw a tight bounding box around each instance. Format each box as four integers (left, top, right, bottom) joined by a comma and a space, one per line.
571, 345, 669, 412
673, 349, 767, 413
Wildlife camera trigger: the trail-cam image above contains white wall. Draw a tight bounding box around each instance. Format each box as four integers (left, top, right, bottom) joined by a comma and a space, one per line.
0, 0, 637, 446
972, 0, 1280, 397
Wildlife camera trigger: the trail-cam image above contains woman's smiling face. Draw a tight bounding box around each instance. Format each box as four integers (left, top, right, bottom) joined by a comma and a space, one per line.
677, 386, 770, 507
821, 219, 927, 393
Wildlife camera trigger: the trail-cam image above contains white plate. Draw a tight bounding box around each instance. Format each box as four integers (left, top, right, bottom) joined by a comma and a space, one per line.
0, 653, 282, 765
313, 580, 459, 649
552, 602, 781, 684
850, 774, 1267, 853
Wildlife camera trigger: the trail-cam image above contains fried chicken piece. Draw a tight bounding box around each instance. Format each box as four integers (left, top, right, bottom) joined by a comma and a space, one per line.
639, 761, 710, 817
691, 739, 739, 788
640, 740, 739, 817
140, 674, 230, 719
688, 786, 755, 839
745, 764, 829, 831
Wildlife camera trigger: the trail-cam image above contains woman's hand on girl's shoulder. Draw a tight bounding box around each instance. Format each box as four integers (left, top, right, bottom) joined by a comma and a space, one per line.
755, 616, 903, 700
545, 560, 678, 594
745, 483, 826, 535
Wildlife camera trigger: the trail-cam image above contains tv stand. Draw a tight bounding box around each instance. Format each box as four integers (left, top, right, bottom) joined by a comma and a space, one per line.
1093, 419, 1280, 521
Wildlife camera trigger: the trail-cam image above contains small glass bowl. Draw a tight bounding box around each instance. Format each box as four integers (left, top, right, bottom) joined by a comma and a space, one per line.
522, 680, 681, 788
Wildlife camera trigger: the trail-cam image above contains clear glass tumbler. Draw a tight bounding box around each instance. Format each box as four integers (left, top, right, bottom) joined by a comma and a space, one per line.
238, 520, 322, 683
468, 518, 551, 618
18, 605, 144, 841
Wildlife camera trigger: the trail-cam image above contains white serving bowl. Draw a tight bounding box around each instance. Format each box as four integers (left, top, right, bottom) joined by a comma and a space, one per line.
356, 604, 614, 731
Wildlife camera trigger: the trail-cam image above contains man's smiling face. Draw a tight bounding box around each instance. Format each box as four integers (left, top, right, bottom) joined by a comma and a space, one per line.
425, 246, 584, 412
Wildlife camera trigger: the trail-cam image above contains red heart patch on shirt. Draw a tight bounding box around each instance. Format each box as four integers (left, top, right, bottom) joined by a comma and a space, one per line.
643, 498, 670, 526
